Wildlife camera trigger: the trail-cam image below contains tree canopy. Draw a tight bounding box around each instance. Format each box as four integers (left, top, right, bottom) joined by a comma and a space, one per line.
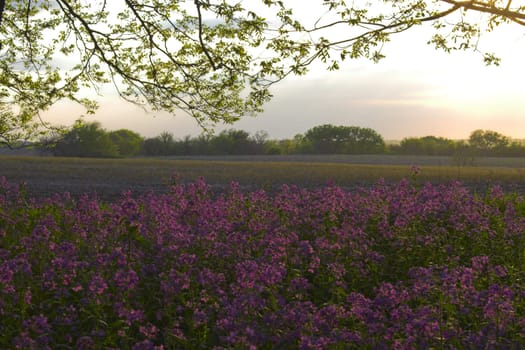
303, 124, 386, 154
398, 136, 456, 156
468, 129, 512, 155
54, 120, 119, 157
108, 128, 144, 157
1, 1, 524, 146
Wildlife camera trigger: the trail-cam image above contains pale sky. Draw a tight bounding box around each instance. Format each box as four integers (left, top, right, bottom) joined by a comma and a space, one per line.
42, 4, 525, 141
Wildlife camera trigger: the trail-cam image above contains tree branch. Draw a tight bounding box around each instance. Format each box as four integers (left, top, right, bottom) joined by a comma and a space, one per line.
440, 0, 525, 24
194, 0, 220, 70
319, 5, 463, 50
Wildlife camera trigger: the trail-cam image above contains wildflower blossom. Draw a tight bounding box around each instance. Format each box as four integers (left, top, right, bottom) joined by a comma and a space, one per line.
1, 178, 524, 348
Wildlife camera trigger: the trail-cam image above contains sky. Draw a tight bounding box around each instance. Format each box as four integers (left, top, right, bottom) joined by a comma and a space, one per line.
42, 3, 525, 141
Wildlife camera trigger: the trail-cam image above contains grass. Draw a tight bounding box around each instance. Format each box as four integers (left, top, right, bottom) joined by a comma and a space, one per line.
1, 155, 525, 198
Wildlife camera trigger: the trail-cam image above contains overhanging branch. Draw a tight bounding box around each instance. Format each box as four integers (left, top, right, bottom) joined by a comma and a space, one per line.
440, 0, 525, 25
195, 0, 221, 70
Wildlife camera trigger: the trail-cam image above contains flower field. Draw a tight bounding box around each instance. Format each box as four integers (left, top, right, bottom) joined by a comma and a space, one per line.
1, 175, 525, 349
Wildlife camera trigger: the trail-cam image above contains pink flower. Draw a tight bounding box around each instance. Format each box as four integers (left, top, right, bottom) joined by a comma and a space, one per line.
24, 289, 31, 305
72, 284, 83, 292
88, 275, 108, 295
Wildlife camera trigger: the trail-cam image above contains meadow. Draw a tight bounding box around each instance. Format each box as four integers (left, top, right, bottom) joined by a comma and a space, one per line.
2, 155, 525, 198
1, 155, 525, 348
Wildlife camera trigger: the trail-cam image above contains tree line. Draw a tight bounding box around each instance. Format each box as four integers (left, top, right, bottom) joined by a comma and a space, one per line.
36, 121, 525, 158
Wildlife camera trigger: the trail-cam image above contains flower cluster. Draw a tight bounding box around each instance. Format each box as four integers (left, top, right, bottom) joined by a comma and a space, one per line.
1, 176, 525, 348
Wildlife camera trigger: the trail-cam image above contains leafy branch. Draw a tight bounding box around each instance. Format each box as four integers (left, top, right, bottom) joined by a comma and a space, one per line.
0, 0, 523, 147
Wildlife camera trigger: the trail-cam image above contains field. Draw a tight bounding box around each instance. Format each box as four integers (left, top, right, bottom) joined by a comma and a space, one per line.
2, 154, 525, 198
2, 155, 525, 348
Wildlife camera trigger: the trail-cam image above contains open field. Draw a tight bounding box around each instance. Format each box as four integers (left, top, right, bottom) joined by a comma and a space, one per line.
164, 154, 525, 168
3, 155, 525, 347
2, 154, 525, 198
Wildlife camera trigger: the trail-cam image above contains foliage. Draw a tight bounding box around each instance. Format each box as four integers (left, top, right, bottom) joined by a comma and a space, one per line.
141, 131, 175, 156
469, 129, 512, 156
392, 132, 525, 158
143, 128, 270, 156
303, 124, 386, 154
0, 99, 52, 148
396, 136, 456, 156
143, 138, 168, 157
108, 129, 144, 157
40, 121, 525, 158
1, 1, 524, 144
1, 177, 525, 348
54, 120, 119, 158
209, 129, 252, 155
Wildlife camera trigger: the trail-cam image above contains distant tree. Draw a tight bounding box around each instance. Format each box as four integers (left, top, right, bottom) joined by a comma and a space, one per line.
156, 131, 176, 155
186, 134, 212, 155
176, 135, 195, 155
54, 121, 119, 158
143, 137, 164, 156
304, 125, 342, 154
210, 129, 253, 155
397, 137, 423, 155
264, 140, 283, 155
109, 129, 143, 157
506, 141, 525, 157
290, 134, 310, 154
469, 129, 510, 155
270, 136, 303, 155
250, 130, 269, 155
252, 130, 269, 144
158, 131, 174, 145
303, 125, 385, 154
398, 136, 455, 155
349, 127, 387, 154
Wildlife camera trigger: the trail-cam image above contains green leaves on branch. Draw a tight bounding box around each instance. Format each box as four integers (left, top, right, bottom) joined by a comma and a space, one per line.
0, 0, 523, 145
